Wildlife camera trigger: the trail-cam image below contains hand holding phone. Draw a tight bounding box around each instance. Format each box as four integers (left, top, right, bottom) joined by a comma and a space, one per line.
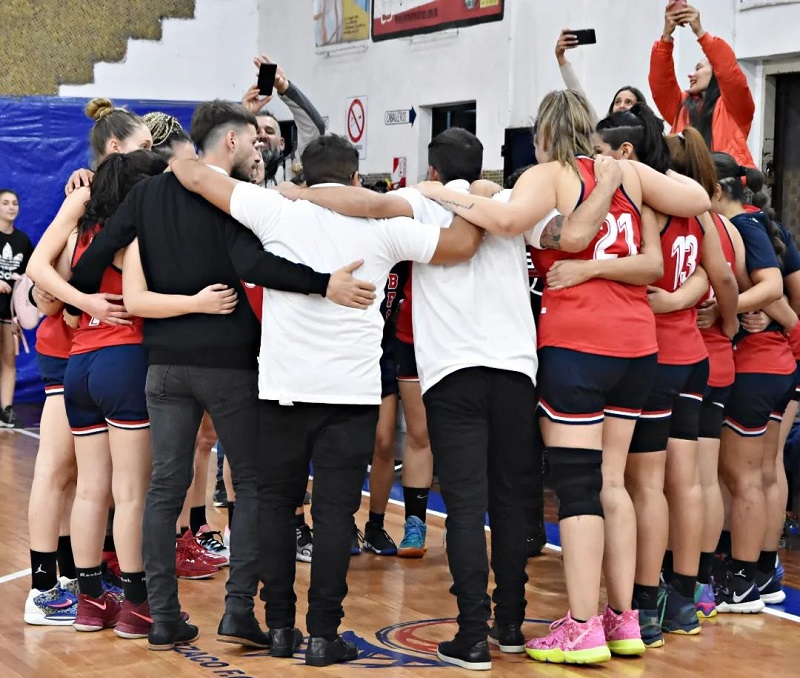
568, 29, 596, 46
258, 63, 279, 97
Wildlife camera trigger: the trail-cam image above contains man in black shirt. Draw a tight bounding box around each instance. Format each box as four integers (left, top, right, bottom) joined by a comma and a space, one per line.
72, 101, 375, 651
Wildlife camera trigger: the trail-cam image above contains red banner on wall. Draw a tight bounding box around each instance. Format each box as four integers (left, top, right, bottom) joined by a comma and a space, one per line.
372, 0, 504, 42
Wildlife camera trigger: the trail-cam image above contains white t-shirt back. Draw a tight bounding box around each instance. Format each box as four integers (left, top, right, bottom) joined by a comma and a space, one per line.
394, 181, 538, 393
230, 182, 440, 405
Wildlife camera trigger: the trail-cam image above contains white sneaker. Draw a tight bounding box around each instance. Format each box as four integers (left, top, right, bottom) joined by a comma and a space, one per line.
24, 581, 78, 625
196, 525, 230, 566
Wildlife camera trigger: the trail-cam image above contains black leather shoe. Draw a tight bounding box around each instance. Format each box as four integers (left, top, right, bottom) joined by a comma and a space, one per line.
488, 622, 525, 653
305, 636, 358, 667
268, 627, 304, 657
148, 619, 199, 651
437, 638, 492, 670
217, 611, 270, 648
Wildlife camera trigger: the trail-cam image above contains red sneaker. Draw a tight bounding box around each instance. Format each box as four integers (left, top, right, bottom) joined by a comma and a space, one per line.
176, 538, 218, 579
74, 591, 122, 632
178, 529, 227, 569
116, 600, 192, 639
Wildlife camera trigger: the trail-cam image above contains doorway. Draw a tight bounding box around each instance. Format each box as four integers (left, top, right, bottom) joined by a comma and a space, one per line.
773, 73, 800, 236
431, 102, 476, 137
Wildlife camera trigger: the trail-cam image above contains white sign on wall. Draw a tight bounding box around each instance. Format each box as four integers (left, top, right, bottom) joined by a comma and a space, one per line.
346, 96, 368, 160
738, 0, 799, 9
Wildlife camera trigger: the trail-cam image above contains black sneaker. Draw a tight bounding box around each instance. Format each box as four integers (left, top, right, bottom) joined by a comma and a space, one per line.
755, 567, 786, 605
305, 635, 358, 666
363, 522, 397, 556
487, 622, 525, 653
148, 619, 200, 651
213, 480, 228, 507
526, 526, 546, 559
296, 524, 313, 563
0, 405, 17, 428
269, 627, 304, 657
437, 638, 491, 671
217, 611, 270, 648
714, 571, 765, 614
351, 526, 363, 556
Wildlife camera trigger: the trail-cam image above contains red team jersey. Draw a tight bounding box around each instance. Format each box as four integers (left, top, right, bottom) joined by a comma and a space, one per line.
35, 315, 74, 360
652, 215, 709, 365
242, 282, 264, 323
533, 157, 657, 358
698, 213, 735, 386
70, 227, 143, 356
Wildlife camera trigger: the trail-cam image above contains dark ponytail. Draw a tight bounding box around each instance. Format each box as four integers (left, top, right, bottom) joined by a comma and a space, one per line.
681, 74, 721, 148
713, 151, 785, 259
596, 103, 670, 173
666, 127, 717, 198
78, 150, 167, 241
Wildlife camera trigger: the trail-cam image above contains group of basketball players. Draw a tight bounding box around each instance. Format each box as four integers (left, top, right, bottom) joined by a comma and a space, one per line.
17, 2, 798, 671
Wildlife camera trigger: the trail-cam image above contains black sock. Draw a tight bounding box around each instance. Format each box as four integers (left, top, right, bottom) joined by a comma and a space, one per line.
716, 530, 731, 556
632, 584, 660, 609
698, 552, 715, 584
103, 535, 116, 553
76, 566, 104, 598
56, 536, 76, 580
368, 511, 385, 528
757, 550, 778, 574
403, 486, 429, 522
30, 550, 58, 591
610, 607, 623, 615
227, 502, 235, 529
190, 505, 207, 536
572, 616, 588, 623
729, 558, 757, 581
294, 512, 306, 528
670, 572, 697, 599
120, 571, 147, 605
662, 550, 674, 581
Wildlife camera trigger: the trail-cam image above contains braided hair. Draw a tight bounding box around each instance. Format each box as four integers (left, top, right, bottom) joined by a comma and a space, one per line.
142, 112, 193, 161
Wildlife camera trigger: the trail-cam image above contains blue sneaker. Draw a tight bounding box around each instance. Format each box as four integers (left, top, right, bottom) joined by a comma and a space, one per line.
694, 582, 717, 619
24, 581, 78, 625
103, 579, 124, 601
659, 584, 700, 635
775, 555, 784, 581
397, 516, 427, 558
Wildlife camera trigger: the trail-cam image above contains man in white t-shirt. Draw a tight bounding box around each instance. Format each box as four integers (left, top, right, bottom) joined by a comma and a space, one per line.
170, 133, 483, 668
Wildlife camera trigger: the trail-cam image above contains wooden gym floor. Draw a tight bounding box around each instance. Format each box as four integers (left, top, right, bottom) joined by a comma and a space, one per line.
1, 415, 799, 677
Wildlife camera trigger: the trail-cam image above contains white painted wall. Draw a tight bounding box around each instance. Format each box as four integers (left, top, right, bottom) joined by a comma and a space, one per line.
59, 0, 260, 102
57, 0, 800, 176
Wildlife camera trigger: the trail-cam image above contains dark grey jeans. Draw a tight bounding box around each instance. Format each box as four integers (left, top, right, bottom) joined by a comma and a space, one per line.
143, 364, 261, 623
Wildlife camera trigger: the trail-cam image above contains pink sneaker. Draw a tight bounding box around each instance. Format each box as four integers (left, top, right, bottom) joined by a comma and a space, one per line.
602, 606, 645, 656
74, 591, 122, 632
525, 612, 611, 664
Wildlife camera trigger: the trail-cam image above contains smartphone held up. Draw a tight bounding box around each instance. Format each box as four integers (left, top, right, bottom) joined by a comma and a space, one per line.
258, 62, 278, 97
569, 28, 597, 46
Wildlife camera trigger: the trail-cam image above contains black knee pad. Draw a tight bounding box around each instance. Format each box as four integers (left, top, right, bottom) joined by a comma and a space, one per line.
547, 447, 603, 520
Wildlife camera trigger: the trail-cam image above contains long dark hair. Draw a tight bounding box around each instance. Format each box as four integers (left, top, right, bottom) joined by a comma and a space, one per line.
681, 74, 721, 148
78, 150, 167, 242
607, 85, 648, 117
666, 128, 718, 198
713, 151, 785, 259
595, 103, 671, 174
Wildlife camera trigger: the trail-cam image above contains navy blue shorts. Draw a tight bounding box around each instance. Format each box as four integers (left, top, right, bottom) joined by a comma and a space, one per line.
699, 384, 733, 440
723, 372, 795, 437
37, 353, 68, 397
630, 359, 709, 453
395, 338, 418, 382
792, 361, 800, 402
64, 345, 149, 436
380, 335, 399, 399
537, 347, 658, 425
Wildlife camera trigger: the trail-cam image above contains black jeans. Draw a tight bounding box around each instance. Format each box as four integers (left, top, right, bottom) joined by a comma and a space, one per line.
143, 365, 262, 623
424, 367, 538, 644
258, 400, 378, 638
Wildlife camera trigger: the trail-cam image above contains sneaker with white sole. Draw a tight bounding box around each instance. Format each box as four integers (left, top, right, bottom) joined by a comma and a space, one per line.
196, 525, 230, 567
24, 581, 78, 625
714, 571, 764, 614
296, 523, 313, 563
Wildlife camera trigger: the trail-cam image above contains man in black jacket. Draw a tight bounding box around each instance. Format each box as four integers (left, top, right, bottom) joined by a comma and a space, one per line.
68, 101, 375, 652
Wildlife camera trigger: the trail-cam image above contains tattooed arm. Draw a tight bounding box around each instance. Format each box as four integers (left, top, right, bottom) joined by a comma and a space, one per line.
415, 157, 621, 252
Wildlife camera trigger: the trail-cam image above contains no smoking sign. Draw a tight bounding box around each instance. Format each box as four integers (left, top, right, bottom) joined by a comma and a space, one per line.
346, 96, 368, 160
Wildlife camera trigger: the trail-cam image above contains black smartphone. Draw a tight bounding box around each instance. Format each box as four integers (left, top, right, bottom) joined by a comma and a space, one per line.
258, 63, 278, 97
570, 29, 597, 45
